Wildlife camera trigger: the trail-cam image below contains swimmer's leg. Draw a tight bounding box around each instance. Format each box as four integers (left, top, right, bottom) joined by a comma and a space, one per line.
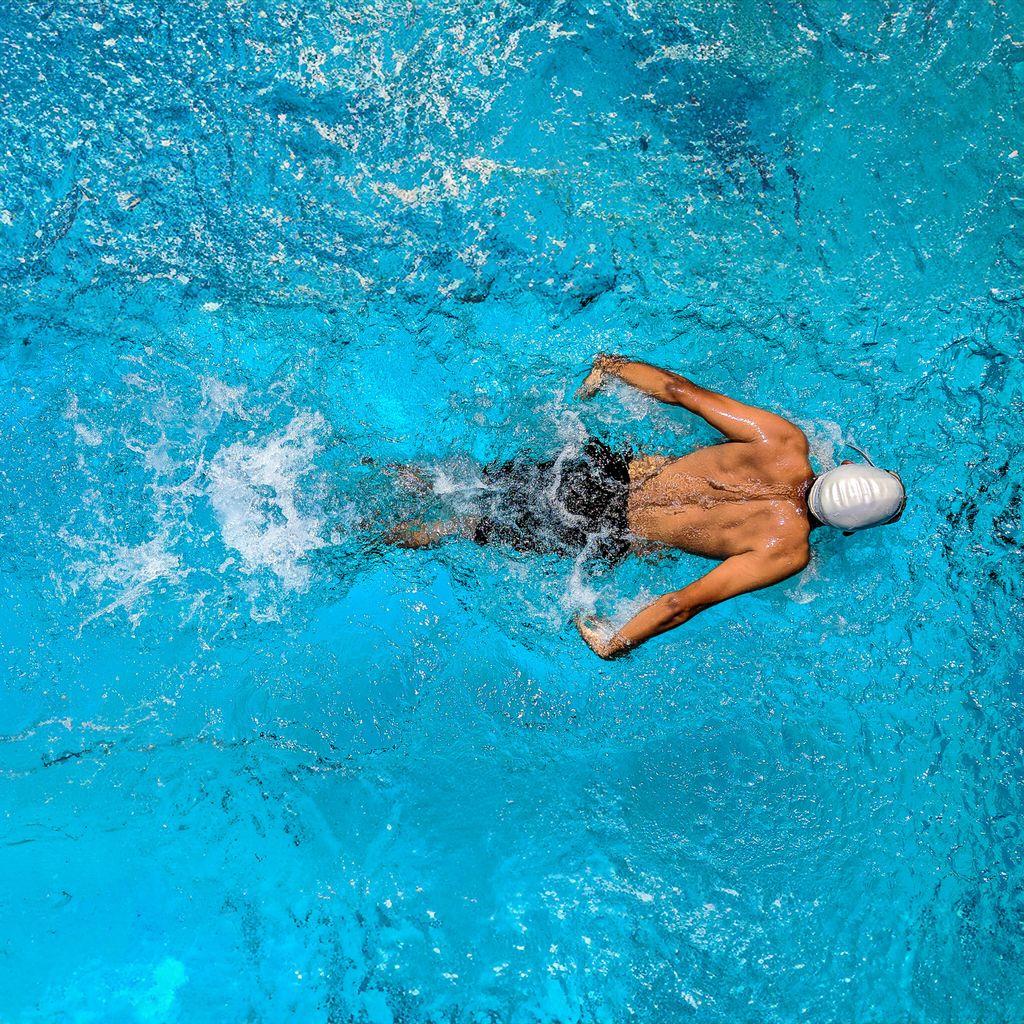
383, 463, 434, 495
386, 517, 480, 549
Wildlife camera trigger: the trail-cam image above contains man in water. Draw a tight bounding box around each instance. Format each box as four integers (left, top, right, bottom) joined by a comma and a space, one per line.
394, 356, 906, 659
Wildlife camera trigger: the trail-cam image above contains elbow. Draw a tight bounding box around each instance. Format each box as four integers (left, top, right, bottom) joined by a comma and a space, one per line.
662, 594, 696, 628
663, 381, 691, 405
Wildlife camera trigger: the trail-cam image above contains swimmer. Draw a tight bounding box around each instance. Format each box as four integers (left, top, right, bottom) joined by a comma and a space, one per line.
391, 356, 906, 658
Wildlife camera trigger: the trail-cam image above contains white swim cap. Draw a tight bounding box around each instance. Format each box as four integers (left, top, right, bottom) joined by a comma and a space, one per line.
808, 463, 906, 532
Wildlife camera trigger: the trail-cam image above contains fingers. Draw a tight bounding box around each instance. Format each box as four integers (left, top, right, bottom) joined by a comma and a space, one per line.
576, 368, 603, 400
577, 353, 624, 400
573, 612, 623, 659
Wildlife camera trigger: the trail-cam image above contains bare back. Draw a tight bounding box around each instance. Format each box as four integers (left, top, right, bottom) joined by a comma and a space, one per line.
627, 438, 815, 561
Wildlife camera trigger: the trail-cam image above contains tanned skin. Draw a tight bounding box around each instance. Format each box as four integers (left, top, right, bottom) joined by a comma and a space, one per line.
391, 356, 817, 658
573, 356, 815, 658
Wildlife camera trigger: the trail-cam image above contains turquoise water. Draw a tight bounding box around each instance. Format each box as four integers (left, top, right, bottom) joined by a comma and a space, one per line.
2, 0, 1023, 1020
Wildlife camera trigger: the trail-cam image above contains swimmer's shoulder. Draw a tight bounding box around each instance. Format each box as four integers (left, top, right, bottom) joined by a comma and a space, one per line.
743, 422, 811, 480
757, 520, 811, 577
774, 420, 810, 454
759, 502, 812, 570
771, 422, 812, 476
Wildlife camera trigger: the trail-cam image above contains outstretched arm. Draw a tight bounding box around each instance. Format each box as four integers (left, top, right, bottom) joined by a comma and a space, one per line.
575, 546, 809, 659
578, 355, 800, 444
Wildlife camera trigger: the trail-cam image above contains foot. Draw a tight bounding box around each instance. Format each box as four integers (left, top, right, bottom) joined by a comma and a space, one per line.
385, 518, 477, 549
386, 464, 433, 495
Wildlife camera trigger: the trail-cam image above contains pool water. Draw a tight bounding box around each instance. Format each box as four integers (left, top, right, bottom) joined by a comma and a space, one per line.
2, 0, 1022, 1020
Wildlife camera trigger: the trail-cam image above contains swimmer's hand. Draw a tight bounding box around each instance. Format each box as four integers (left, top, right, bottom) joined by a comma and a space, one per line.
576, 363, 604, 400
576, 354, 624, 400
574, 614, 629, 660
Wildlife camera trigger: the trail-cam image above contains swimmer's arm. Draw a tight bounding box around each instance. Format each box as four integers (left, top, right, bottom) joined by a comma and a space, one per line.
578, 356, 800, 443
575, 547, 808, 659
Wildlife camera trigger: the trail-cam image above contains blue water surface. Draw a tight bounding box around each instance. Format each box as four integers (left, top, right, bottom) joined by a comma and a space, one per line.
1, 0, 1023, 1021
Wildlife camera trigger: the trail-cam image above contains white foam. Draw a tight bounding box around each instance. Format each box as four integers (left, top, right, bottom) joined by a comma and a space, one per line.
429, 462, 488, 500
74, 422, 103, 447
785, 546, 821, 604
65, 392, 103, 447
551, 397, 589, 449
196, 377, 248, 434
610, 588, 656, 628
207, 413, 326, 590
797, 418, 846, 471
561, 544, 602, 616
73, 532, 184, 630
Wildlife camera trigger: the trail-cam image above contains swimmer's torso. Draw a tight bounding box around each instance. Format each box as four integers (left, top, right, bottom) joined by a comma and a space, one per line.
627, 438, 814, 561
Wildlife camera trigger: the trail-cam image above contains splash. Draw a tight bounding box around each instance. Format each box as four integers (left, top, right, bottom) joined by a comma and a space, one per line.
67, 531, 184, 631
797, 417, 846, 471
207, 413, 327, 591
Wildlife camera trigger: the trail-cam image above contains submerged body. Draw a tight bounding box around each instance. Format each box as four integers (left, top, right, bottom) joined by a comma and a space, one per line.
394, 356, 903, 658
474, 438, 633, 563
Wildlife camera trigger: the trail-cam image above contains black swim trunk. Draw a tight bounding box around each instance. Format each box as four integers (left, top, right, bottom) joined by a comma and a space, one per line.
473, 438, 632, 562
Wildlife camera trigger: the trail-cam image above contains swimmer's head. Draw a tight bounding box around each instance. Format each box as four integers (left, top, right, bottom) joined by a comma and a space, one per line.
808, 462, 906, 533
